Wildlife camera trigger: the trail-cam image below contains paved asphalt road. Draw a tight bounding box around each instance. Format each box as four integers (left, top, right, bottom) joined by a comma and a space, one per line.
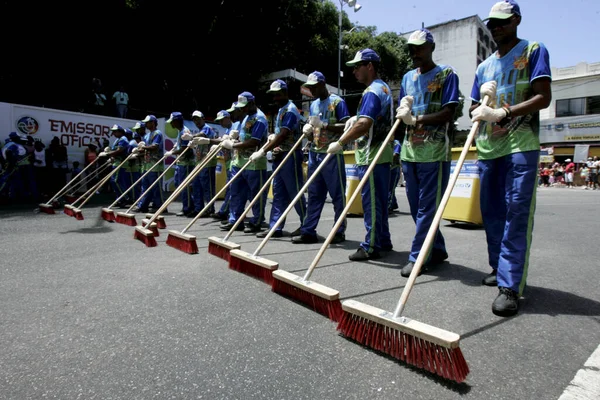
1, 187, 599, 399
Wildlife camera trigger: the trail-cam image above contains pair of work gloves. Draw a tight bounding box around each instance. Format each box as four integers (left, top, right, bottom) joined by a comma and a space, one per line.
303, 115, 359, 154
470, 81, 508, 123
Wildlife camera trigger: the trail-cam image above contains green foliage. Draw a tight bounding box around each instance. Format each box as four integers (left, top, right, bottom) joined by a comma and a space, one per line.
0, 0, 411, 119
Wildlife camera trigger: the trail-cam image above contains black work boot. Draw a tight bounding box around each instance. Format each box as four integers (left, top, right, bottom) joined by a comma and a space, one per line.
492, 287, 519, 317
400, 262, 426, 278
482, 270, 498, 286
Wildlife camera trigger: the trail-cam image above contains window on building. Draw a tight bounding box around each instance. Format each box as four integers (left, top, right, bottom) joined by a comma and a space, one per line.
587, 96, 600, 114
478, 27, 483, 41
556, 97, 587, 117
484, 35, 489, 47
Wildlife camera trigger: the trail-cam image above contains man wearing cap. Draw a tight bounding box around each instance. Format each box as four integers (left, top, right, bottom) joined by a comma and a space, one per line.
293, 71, 350, 244
165, 112, 194, 216
395, 28, 460, 278
135, 115, 165, 213
189, 111, 216, 217
123, 128, 142, 204
334, 49, 394, 261
220, 92, 269, 233
210, 110, 235, 220
100, 125, 130, 206
252, 79, 307, 238
470, 0, 552, 316
3, 132, 33, 201
564, 158, 575, 188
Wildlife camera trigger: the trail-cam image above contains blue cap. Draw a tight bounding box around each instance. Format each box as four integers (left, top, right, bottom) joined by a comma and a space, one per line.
124, 128, 133, 136
132, 131, 141, 139
346, 48, 381, 66
267, 79, 287, 93
141, 115, 158, 123
214, 110, 230, 121
407, 29, 435, 45
226, 102, 237, 113
166, 112, 183, 124
133, 121, 145, 131
235, 91, 255, 108
303, 71, 326, 86
485, 0, 521, 21
9, 132, 19, 139
110, 124, 125, 131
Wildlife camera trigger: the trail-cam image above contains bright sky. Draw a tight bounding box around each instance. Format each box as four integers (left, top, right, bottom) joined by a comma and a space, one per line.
344, 0, 600, 68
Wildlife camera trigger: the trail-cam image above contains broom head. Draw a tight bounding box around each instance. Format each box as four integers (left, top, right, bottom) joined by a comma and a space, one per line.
101, 208, 115, 222
63, 205, 74, 216
38, 203, 56, 214
207, 236, 241, 261
145, 214, 166, 229
72, 207, 84, 221
65, 194, 77, 203
337, 299, 469, 383
133, 226, 158, 247
272, 270, 342, 322
141, 219, 159, 236
115, 212, 137, 226
229, 249, 278, 285
165, 230, 198, 254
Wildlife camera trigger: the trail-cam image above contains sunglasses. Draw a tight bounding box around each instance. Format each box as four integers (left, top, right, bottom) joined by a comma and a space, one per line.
353, 62, 370, 70
486, 17, 514, 29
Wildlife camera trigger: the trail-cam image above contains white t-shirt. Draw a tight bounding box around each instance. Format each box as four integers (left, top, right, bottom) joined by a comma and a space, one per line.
34, 149, 46, 167
113, 91, 129, 105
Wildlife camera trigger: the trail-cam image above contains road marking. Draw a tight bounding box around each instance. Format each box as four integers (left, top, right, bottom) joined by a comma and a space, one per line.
558, 344, 600, 400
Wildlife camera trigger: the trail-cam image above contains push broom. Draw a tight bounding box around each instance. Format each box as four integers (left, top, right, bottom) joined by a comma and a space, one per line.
133, 144, 222, 247
228, 149, 339, 284
206, 135, 305, 260
166, 137, 279, 254
335, 95, 492, 383
62, 160, 113, 217
115, 147, 191, 227
101, 153, 168, 222
67, 153, 137, 220
39, 156, 102, 214
271, 121, 401, 322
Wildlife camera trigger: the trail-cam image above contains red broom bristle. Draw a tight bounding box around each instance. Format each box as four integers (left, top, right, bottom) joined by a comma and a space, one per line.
74, 211, 84, 221
208, 242, 231, 261
116, 215, 137, 226
336, 311, 469, 383
65, 195, 77, 203
101, 210, 115, 222
271, 279, 343, 322
63, 207, 73, 216
155, 219, 167, 229
166, 235, 198, 254
229, 257, 274, 285
39, 206, 55, 214
133, 229, 157, 247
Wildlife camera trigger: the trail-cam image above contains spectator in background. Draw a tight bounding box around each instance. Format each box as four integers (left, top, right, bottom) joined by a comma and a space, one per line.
33, 140, 48, 198
48, 136, 68, 194
113, 85, 129, 118
564, 158, 575, 188
586, 156, 597, 190
70, 161, 83, 194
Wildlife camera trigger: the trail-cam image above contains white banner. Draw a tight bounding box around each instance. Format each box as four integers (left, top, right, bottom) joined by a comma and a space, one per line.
573, 144, 590, 163
2, 102, 138, 165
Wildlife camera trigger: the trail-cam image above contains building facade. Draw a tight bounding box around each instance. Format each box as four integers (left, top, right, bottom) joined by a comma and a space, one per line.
540, 62, 600, 162
401, 15, 495, 131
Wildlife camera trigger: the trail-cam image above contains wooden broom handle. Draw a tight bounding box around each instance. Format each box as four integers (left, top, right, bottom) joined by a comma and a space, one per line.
222, 135, 305, 241
144, 144, 222, 226
77, 152, 137, 209
124, 146, 191, 214
107, 153, 168, 209
393, 94, 491, 319
46, 156, 102, 203
303, 119, 401, 281
67, 161, 112, 195
69, 160, 117, 206
181, 138, 278, 234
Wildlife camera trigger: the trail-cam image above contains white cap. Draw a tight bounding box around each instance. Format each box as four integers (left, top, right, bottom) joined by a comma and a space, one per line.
192, 110, 204, 119
565, 159, 572, 162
